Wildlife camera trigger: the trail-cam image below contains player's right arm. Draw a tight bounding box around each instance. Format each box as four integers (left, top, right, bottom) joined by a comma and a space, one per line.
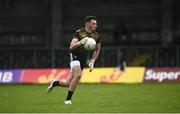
70, 37, 88, 51
70, 37, 79, 50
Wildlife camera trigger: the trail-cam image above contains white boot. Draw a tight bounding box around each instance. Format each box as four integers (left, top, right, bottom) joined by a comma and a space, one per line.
64, 100, 72, 104
47, 80, 56, 94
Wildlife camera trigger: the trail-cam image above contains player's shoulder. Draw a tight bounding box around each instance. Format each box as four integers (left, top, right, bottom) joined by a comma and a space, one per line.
75, 28, 84, 33
92, 31, 100, 38
94, 31, 100, 36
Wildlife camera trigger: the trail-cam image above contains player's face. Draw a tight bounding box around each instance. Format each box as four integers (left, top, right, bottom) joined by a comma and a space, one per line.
88, 19, 97, 31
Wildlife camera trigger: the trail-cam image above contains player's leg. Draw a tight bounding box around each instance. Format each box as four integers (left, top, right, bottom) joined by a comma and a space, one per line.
64, 61, 82, 104
68, 65, 81, 91
56, 70, 74, 87
58, 71, 74, 87
47, 71, 74, 93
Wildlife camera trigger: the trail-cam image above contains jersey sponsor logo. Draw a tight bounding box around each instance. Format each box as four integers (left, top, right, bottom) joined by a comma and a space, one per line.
82, 34, 86, 37
79, 32, 88, 39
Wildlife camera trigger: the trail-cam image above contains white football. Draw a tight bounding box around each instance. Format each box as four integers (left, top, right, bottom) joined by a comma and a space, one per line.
84, 37, 96, 51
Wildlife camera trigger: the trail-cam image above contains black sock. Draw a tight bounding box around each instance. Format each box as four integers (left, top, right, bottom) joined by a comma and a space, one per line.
66, 90, 74, 101
52, 81, 60, 87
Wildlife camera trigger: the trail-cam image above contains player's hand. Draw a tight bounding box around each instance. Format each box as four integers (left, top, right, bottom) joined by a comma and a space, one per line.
77, 37, 88, 46
88, 59, 95, 72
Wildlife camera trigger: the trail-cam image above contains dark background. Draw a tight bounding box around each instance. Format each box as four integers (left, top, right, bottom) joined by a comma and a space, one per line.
0, 0, 179, 68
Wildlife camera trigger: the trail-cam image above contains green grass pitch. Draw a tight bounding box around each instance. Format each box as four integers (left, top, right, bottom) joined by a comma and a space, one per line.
0, 83, 180, 113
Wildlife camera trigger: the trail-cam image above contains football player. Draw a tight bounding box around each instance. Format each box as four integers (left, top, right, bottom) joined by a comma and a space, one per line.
47, 16, 101, 104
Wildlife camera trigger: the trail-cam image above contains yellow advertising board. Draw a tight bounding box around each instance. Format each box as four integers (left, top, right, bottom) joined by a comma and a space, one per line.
80, 67, 145, 83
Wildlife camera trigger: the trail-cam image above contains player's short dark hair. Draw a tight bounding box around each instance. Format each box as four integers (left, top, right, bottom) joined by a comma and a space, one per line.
84, 15, 97, 24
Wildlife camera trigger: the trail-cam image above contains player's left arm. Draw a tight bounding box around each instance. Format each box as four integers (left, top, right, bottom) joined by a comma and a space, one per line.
91, 42, 101, 60
89, 42, 101, 72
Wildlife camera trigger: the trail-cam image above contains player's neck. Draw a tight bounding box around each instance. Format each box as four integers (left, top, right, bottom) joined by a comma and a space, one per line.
84, 27, 92, 33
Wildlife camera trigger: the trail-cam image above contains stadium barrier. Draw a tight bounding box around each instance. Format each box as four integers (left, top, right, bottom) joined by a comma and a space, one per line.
0, 67, 180, 84
1, 46, 180, 68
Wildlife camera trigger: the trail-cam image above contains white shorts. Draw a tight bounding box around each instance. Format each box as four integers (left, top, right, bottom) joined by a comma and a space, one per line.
70, 60, 81, 69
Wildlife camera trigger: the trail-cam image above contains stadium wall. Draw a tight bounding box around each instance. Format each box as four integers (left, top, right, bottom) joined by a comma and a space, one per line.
0, 67, 180, 84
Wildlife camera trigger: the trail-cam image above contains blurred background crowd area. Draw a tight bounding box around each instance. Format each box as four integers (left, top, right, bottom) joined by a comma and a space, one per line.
0, 0, 180, 68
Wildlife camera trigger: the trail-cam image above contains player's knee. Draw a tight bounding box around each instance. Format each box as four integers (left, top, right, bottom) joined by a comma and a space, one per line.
65, 81, 70, 87
74, 72, 81, 79
60, 80, 69, 87
65, 83, 70, 87
64, 82, 71, 87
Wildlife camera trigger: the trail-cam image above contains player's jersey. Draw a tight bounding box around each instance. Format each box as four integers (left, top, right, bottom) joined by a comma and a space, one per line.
70, 28, 101, 68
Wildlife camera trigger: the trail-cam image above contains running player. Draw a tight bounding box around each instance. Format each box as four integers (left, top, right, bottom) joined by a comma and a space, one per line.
47, 16, 101, 104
